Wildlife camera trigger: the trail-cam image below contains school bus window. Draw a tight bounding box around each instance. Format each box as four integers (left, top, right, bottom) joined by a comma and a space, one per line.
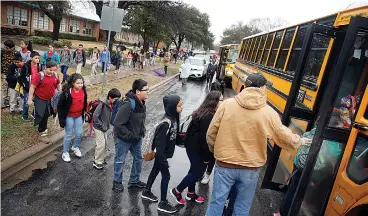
329, 31, 368, 129
302, 34, 330, 79
276, 28, 296, 70
346, 134, 368, 185
240, 40, 246, 60
245, 38, 253, 60
262, 33, 274, 65
248, 38, 256, 61
256, 35, 266, 64
286, 25, 308, 72
268, 31, 284, 67
250, 37, 260, 61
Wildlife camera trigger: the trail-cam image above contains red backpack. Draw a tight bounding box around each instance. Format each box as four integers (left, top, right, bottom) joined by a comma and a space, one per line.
85, 100, 103, 136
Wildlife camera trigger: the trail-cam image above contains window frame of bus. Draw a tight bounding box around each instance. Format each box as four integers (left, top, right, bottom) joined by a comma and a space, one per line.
243, 39, 250, 60
239, 40, 246, 60
245, 38, 255, 61
256, 35, 267, 63
253, 36, 263, 62
275, 28, 297, 70
262, 32, 276, 65
250, 37, 260, 61
268, 30, 284, 67
287, 16, 368, 216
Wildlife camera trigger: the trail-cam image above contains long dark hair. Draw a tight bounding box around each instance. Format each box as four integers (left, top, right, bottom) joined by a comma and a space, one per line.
192, 91, 222, 120
20, 39, 33, 52
64, 73, 85, 92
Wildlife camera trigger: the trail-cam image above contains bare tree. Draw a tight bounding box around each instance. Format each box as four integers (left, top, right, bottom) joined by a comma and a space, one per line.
36, 1, 72, 41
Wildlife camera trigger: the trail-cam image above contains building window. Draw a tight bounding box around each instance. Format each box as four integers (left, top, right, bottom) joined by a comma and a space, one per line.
33, 11, 49, 30
7, 6, 28, 26
83, 23, 92, 35
70, 19, 80, 33
60, 18, 66, 32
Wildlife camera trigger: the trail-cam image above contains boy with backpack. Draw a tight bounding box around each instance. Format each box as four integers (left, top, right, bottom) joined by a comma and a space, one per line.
73, 44, 86, 74
92, 88, 122, 170
6, 53, 24, 113
28, 60, 61, 138
18, 51, 41, 121
141, 95, 183, 214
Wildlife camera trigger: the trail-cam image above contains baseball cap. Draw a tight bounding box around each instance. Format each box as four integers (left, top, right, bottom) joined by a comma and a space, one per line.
245, 73, 272, 88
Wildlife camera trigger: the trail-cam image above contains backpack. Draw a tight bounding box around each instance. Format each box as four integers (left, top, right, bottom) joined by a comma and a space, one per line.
177, 115, 192, 147
142, 118, 171, 161
111, 97, 136, 125
111, 54, 117, 66
33, 71, 59, 87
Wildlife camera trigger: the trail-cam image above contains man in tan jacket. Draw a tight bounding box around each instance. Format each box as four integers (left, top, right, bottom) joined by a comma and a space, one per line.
205, 73, 310, 216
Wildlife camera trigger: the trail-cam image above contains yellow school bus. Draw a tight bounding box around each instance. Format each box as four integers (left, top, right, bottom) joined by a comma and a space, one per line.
232, 6, 368, 216
217, 44, 239, 87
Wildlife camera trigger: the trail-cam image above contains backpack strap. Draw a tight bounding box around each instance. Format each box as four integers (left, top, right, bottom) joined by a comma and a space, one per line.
128, 97, 136, 110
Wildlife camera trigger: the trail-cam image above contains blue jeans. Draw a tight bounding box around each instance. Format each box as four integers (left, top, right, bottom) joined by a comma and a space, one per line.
206, 164, 260, 216
113, 137, 143, 184
63, 116, 83, 153
279, 165, 303, 216
60, 65, 69, 82
22, 91, 29, 119
177, 150, 207, 192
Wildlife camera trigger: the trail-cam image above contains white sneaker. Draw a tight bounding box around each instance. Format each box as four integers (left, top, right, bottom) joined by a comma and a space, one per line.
40, 129, 48, 137
201, 173, 211, 185
62, 152, 71, 162
71, 146, 82, 158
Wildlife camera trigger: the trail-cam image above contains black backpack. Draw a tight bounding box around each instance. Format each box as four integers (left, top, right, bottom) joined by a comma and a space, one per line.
111, 54, 117, 66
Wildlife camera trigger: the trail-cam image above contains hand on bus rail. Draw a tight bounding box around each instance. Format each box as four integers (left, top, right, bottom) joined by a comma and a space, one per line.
300, 137, 313, 146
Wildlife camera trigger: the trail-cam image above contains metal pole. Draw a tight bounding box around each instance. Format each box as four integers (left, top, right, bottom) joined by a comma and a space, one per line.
100, 0, 116, 97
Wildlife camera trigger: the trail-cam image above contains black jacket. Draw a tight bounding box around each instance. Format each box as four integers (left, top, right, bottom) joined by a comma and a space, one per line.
154, 95, 180, 159
93, 101, 112, 132
113, 91, 146, 142
18, 60, 41, 92
6, 63, 21, 89
185, 114, 214, 162
57, 87, 88, 128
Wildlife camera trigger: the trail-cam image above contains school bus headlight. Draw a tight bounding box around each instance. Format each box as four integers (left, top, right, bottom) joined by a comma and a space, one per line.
226, 70, 233, 75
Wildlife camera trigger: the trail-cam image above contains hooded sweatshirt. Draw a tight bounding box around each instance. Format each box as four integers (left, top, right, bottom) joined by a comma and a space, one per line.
113, 91, 146, 142
154, 95, 180, 159
206, 87, 302, 168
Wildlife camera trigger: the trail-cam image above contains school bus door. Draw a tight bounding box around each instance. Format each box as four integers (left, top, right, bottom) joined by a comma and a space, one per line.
284, 16, 368, 216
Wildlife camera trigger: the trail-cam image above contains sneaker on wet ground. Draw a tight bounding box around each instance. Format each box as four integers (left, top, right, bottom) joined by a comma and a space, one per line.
39, 129, 48, 137
201, 173, 211, 184
157, 200, 177, 214
128, 181, 146, 188
62, 152, 71, 162
141, 189, 158, 202
71, 146, 82, 157
93, 162, 103, 170
112, 181, 124, 192
185, 192, 206, 203
170, 188, 186, 205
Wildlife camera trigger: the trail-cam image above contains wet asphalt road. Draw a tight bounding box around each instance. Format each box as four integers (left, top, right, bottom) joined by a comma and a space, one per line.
1, 78, 282, 216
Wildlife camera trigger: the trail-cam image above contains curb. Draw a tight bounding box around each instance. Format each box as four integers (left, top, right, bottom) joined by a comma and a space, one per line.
0, 73, 179, 185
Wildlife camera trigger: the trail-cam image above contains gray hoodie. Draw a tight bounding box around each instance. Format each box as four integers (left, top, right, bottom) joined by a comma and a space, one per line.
93, 100, 113, 132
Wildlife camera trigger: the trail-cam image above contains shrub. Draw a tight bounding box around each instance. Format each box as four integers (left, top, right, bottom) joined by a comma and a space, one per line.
53, 40, 72, 48
34, 30, 96, 41
31, 36, 53, 46
31, 36, 72, 48
1, 27, 28, 35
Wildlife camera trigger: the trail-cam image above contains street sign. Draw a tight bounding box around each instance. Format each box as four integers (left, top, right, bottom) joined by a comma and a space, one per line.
100, 5, 125, 32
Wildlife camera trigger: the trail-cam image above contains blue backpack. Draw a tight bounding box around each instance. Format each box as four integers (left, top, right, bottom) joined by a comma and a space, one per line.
111, 97, 136, 125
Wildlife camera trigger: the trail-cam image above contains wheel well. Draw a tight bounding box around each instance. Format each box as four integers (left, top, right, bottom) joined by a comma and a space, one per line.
346, 204, 368, 216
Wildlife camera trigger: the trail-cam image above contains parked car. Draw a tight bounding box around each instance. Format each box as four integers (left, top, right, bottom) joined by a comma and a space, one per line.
179, 56, 208, 80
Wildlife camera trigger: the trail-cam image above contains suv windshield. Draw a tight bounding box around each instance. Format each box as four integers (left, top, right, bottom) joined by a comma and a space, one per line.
190, 59, 204, 66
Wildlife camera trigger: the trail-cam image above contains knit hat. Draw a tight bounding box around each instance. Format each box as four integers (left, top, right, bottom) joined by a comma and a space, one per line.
245, 73, 272, 88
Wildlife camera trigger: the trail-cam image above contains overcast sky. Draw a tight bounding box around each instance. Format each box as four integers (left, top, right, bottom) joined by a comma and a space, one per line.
184, 0, 367, 44
76, 0, 368, 44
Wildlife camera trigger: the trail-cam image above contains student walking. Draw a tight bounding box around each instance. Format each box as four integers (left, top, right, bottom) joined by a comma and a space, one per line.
113, 79, 148, 191
28, 60, 61, 138
142, 95, 183, 214
115, 47, 123, 74
90, 47, 100, 76
92, 88, 121, 169
170, 91, 221, 205
100, 46, 110, 74
6, 53, 24, 113
205, 73, 309, 216
2, 40, 18, 75
41, 44, 60, 67
58, 73, 87, 162
19, 40, 33, 62
60, 45, 73, 83
18, 52, 42, 121
126, 51, 133, 68
73, 44, 86, 74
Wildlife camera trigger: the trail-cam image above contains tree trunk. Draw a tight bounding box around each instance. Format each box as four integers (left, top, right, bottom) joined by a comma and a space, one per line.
52, 19, 61, 41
